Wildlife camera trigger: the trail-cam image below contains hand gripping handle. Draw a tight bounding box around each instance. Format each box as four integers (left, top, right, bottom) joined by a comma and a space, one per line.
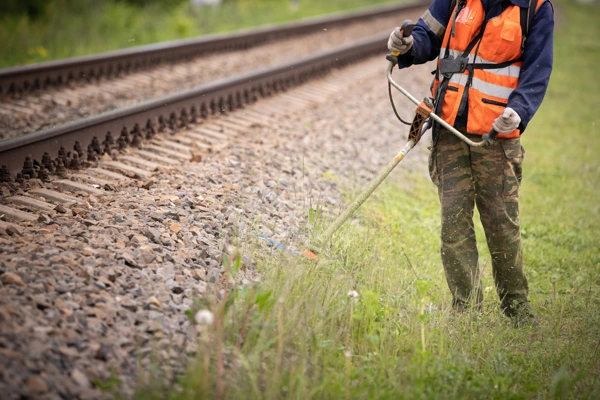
390, 20, 415, 57
482, 128, 499, 146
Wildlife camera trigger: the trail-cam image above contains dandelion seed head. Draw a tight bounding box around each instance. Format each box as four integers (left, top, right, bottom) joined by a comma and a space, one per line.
347, 290, 359, 298
194, 309, 214, 326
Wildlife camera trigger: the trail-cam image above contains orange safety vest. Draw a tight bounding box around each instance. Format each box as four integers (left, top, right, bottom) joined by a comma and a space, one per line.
432, 0, 545, 138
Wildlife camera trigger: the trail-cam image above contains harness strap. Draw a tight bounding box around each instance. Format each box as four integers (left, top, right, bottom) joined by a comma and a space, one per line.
471, 59, 521, 69
520, 0, 538, 51
455, 21, 488, 119
461, 20, 488, 58
432, 0, 462, 144
450, 0, 464, 38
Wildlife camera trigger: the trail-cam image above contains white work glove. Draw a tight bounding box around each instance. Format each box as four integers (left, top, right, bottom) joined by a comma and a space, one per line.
387, 27, 414, 55
492, 107, 521, 134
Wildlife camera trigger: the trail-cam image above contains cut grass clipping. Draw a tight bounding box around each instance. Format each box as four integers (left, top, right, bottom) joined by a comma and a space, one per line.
135, 1, 599, 399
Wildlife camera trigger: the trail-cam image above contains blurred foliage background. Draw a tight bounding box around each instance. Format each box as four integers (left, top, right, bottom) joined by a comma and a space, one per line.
0, 0, 405, 68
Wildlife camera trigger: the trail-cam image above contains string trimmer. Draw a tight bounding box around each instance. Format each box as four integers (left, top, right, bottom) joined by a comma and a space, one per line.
301, 20, 498, 261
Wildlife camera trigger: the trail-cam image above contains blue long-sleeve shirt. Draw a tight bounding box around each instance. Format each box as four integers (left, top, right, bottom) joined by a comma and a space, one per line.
397, 0, 554, 132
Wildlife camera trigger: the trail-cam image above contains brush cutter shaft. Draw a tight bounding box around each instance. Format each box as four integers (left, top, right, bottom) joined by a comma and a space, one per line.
386, 63, 492, 148
308, 139, 416, 253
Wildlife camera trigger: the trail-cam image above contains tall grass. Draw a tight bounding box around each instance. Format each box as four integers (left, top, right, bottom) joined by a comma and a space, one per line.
0, 0, 407, 68
160, 182, 598, 399
134, 1, 600, 398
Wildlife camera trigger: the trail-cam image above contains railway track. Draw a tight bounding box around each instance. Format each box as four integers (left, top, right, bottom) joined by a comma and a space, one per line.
1, 60, 386, 233
0, 2, 426, 140
0, 35, 386, 179
0, 1, 427, 181
0, 1, 426, 97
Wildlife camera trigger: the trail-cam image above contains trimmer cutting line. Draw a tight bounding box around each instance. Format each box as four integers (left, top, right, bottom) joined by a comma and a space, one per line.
256, 20, 499, 261
252, 230, 300, 256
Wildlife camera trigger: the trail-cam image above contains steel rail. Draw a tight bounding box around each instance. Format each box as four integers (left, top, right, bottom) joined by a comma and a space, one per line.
0, 1, 427, 96
0, 32, 396, 177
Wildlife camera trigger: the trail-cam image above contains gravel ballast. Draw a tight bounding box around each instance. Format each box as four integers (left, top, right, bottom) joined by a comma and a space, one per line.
0, 57, 433, 398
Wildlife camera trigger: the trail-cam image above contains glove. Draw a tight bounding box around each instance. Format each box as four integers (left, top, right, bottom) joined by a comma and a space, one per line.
387, 27, 413, 55
492, 107, 521, 134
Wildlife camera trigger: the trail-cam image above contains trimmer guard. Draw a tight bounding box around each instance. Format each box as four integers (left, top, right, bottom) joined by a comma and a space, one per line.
408, 98, 434, 144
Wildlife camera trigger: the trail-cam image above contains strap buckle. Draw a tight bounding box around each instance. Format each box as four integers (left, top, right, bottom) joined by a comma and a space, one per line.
439, 55, 469, 78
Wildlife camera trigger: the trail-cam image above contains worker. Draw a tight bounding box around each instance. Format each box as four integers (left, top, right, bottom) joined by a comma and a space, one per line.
388, 0, 554, 327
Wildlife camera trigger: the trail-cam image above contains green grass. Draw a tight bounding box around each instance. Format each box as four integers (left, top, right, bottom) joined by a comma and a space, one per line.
140, 1, 600, 398
0, 0, 407, 68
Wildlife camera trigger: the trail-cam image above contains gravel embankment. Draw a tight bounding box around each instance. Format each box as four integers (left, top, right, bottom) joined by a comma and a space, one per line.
0, 57, 433, 399
0, 8, 424, 141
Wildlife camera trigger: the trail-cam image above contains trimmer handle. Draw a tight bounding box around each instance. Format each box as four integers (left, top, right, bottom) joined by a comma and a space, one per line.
482, 128, 499, 146
391, 20, 415, 57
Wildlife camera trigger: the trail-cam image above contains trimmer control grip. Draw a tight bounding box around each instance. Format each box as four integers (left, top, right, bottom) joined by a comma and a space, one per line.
390, 20, 415, 58
482, 128, 499, 146
400, 20, 415, 37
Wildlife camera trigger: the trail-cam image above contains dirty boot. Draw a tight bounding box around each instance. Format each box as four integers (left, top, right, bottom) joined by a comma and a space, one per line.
452, 298, 469, 313
502, 301, 539, 328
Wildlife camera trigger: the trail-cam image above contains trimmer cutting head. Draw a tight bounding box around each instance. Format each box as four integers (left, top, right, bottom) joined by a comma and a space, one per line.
301, 249, 319, 261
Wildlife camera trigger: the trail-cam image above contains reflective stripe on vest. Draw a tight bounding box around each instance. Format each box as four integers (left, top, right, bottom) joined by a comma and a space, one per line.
446, 74, 516, 100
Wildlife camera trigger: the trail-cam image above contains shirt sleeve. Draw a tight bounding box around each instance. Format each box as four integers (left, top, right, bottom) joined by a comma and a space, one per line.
507, 1, 554, 132
397, 0, 453, 69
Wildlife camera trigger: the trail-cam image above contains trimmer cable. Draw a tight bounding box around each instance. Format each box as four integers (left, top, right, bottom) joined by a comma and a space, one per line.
388, 82, 412, 125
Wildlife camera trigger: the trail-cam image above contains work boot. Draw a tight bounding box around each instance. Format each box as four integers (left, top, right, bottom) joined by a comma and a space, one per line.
452, 298, 469, 313
502, 301, 539, 328
451, 298, 483, 315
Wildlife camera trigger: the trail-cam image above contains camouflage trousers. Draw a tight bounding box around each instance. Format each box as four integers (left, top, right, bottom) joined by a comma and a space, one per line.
428, 128, 529, 309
